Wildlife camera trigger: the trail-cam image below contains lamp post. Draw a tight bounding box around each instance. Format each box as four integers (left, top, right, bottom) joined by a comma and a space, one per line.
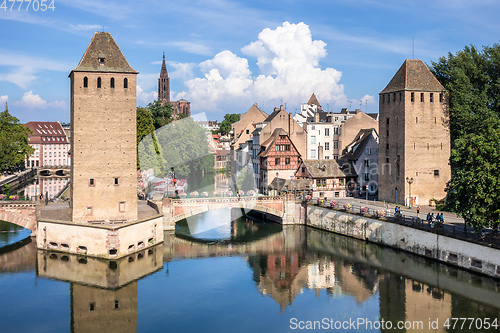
406, 177, 414, 208
276, 171, 279, 196
166, 167, 175, 198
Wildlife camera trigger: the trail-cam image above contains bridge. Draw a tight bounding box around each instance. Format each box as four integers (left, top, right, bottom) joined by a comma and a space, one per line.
0, 201, 37, 232
159, 194, 305, 230
0, 195, 306, 233
38, 166, 70, 177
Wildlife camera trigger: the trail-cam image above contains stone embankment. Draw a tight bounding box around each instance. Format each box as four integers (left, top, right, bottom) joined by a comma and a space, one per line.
306, 205, 500, 279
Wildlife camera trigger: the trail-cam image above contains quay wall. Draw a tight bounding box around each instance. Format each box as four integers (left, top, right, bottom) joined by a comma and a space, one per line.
306, 205, 500, 279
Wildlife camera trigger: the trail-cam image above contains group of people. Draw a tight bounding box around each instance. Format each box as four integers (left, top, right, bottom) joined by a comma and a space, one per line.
426, 212, 444, 226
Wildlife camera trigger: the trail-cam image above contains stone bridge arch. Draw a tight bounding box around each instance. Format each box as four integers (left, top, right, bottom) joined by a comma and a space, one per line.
159, 195, 304, 230
0, 202, 37, 232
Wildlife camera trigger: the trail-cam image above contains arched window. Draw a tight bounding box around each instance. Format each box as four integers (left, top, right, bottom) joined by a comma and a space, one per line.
83, 77, 88, 88
123, 78, 128, 89
110, 77, 115, 89
97, 77, 102, 88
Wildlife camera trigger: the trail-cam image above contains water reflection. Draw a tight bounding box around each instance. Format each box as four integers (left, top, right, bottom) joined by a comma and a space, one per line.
36, 245, 163, 333
0, 217, 499, 332
175, 209, 282, 242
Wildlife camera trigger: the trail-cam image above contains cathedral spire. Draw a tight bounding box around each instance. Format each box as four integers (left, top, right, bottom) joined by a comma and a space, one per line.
160, 52, 167, 75
158, 53, 170, 102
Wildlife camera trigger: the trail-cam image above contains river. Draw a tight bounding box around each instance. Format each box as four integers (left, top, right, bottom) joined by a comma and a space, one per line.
0, 207, 499, 332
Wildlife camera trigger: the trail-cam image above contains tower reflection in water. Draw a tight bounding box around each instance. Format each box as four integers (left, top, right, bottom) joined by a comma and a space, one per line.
30, 224, 500, 333
36, 244, 163, 333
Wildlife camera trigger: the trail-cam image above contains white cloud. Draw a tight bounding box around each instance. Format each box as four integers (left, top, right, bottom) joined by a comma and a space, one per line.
360, 95, 376, 104
137, 85, 158, 106
69, 24, 103, 31
183, 22, 346, 114
0, 95, 8, 107
12, 91, 67, 109
0, 50, 73, 88
0, 67, 38, 90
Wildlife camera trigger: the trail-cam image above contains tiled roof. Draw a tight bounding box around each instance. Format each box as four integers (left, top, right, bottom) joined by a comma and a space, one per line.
24, 121, 68, 144
268, 178, 310, 191
341, 128, 376, 161
258, 128, 285, 157
380, 59, 444, 94
307, 93, 321, 107
301, 159, 345, 178
72, 32, 138, 74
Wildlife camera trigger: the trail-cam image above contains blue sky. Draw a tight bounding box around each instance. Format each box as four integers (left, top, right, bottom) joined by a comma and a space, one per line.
1, 0, 499, 123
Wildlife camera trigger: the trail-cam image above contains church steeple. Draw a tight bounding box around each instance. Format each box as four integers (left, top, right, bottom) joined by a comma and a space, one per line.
4, 102, 7, 112
161, 52, 167, 75
158, 52, 170, 102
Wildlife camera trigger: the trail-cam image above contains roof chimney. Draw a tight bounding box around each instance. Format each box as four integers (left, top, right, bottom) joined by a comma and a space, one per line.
314, 112, 319, 123
318, 144, 323, 160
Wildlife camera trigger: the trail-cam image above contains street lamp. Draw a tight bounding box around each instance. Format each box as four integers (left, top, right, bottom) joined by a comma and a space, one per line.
276, 171, 279, 196
166, 167, 175, 198
406, 177, 414, 207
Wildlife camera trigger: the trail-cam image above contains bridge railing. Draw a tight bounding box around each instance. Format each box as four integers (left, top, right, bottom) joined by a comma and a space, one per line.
309, 201, 500, 250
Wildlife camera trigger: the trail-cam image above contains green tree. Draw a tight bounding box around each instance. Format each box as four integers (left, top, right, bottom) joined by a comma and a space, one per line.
431, 44, 500, 231
0, 106, 34, 172
136, 106, 156, 169
235, 164, 256, 192
219, 113, 240, 135
147, 100, 175, 129
154, 117, 214, 178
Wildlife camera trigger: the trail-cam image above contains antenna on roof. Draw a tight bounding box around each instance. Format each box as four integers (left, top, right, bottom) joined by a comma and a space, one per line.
102, 26, 105, 32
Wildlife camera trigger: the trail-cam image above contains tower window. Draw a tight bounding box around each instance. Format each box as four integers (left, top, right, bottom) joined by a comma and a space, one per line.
439, 93, 443, 103
420, 93, 424, 102
114, 177, 119, 186
399, 92, 402, 101
83, 77, 88, 88
416, 117, 418, 123
110, 77, 115, 89
97, 77, 101, 89
388, 94, 390, 103
430, 93, 434, 102
98, 57, 105, 64
386, 118, 389, 125
411, 92, 414, 102
434, 170, 440, 176
119, 201, 126, 212
86, 207, 93, 216
89, 178, 95, 186
123, 78, 128, 89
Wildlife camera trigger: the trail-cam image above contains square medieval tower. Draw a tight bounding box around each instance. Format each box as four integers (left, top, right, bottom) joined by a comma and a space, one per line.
69, 32, 138, 222
378, 59, 451, 205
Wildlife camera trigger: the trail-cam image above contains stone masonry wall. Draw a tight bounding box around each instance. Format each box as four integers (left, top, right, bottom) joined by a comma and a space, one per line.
307, 205, 500, 279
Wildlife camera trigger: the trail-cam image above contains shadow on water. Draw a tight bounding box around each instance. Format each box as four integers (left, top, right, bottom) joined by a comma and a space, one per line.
174, 208, 282, 245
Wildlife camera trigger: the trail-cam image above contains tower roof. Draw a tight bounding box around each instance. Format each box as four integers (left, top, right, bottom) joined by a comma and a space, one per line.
307, 93, 321, 106
160, 52, 168, 75
380, 59, 444, 94
72, 32, 138, 74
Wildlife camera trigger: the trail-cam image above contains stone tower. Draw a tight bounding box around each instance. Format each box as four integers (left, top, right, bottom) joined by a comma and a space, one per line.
378, 59, 450, 205
158, 53, 170, 102
69, 32, 138, 222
